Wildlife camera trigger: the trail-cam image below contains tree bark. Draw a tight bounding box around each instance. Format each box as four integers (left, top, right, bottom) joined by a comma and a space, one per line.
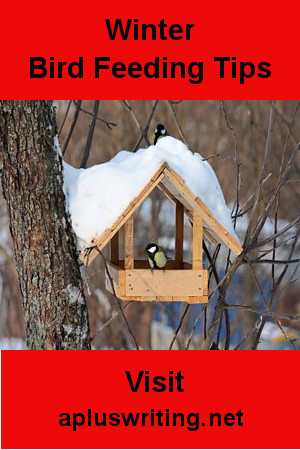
0, 100, 91, 349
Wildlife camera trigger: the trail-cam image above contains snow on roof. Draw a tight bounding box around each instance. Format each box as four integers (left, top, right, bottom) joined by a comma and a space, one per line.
63, 136, 240, 247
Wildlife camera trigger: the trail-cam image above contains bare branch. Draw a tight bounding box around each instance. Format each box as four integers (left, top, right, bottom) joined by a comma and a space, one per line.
123, 100, 150, 146
169, 304, 189, 350
58, 100, 72, 136
80, 100, 100, 168
96, 249, 140, 350
167, 100, 189, 146
225, 304, 300, 323
133, 100, 160, 151
91, 301, 136, 341
245, 101, 276, 245
73, 100, 116, 130
63, 100, 82, 155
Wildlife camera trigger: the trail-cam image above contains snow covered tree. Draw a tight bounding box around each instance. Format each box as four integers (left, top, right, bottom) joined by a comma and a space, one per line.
0, 100, 91, 349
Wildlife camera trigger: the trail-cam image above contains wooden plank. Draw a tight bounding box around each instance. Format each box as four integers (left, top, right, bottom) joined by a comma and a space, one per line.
175, 202, 184, 269
193, 211, 203, 270
125, 269, 207, 297
163, 167, 243, 255
110, 232, 119, 265
124, 217, 134, 269
104, 263, 208, 304
203, 270, 208, 296
117, 295, 208, 304
119, 270, 126, 296
118, 260, 192, 270
185, 296, 208, 304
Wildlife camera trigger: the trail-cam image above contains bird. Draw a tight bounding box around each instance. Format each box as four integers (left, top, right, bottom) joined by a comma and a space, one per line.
210, 342, 219, 350
154, 124, 169, 145
145, 243, 167, 269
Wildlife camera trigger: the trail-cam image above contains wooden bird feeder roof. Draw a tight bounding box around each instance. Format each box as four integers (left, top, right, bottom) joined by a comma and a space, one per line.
80, 162, 242, 265
80, 163, 242, 304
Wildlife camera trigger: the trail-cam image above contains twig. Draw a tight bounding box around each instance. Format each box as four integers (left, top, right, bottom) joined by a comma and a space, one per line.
249, 258, 300, 264
185, 306, 206, 349
225, 304, 300, 322
73, 100, 116, 130
63, 100, 82, 155
235, 173, 272, 218
58, 100, 72, 136
220, 100, 240, 229
202, 154, 220, 162
252, 225, 300, 349
250, 142, 300, 247
169, 304, 189, 350
133, 100, 159, 151
248, 261, 267, 307
97, 249, 140, 350
167, 100, 189, 146
80, 100, 100, 168
272, 318, 297, 350
245, 101, 275, 245
253, 215, 300, 249
203, 241, 231, 349
91, 301, 135, 341
186, 243, 219, 348
123, 100, 150, 146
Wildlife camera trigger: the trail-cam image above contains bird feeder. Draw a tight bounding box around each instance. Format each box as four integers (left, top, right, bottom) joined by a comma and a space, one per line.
80, 163, 242, 304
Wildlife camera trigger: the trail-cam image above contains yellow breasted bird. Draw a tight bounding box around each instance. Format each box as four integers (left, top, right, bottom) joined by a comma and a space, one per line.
145, 243, 167, 269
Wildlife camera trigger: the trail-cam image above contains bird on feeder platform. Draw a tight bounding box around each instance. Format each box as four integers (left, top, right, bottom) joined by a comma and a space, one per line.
145, 243, 167, 269
154, 124, 169, 145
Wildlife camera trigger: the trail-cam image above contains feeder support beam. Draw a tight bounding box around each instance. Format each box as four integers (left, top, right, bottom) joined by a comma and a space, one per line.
110, 232, 119, 265
175, 201, 184, 268
124, 217, 134, 269
192, 211, 203, 270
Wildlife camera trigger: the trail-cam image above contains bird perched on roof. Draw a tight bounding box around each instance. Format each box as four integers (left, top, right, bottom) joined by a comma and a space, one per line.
145, 243, 167, 269
154, 124, 169, 145
210, 342, 219, 350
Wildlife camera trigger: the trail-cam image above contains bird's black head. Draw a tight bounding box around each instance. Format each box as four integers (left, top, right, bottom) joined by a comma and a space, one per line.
145, 243, 158, 255
154, 124, 168, 145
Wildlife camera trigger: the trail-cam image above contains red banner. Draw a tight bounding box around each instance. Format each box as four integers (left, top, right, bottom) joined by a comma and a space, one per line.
0, 0, 299, 99
2, 351, 299, 449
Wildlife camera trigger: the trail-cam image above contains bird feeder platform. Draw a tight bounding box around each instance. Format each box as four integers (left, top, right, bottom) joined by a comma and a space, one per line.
80, 163, 242, 304
105, 260, 208, 304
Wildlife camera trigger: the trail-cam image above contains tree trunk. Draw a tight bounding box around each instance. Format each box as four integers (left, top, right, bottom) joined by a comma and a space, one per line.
0, 100, 91, 349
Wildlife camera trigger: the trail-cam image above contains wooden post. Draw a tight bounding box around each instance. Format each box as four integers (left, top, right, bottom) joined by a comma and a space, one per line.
110, 232, 119, 266
175, 202, 184, 268
192, 211, 203, 270
124, 217, 134, 269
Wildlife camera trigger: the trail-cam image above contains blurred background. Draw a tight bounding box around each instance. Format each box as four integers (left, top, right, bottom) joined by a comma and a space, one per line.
0, 100, 299, 349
